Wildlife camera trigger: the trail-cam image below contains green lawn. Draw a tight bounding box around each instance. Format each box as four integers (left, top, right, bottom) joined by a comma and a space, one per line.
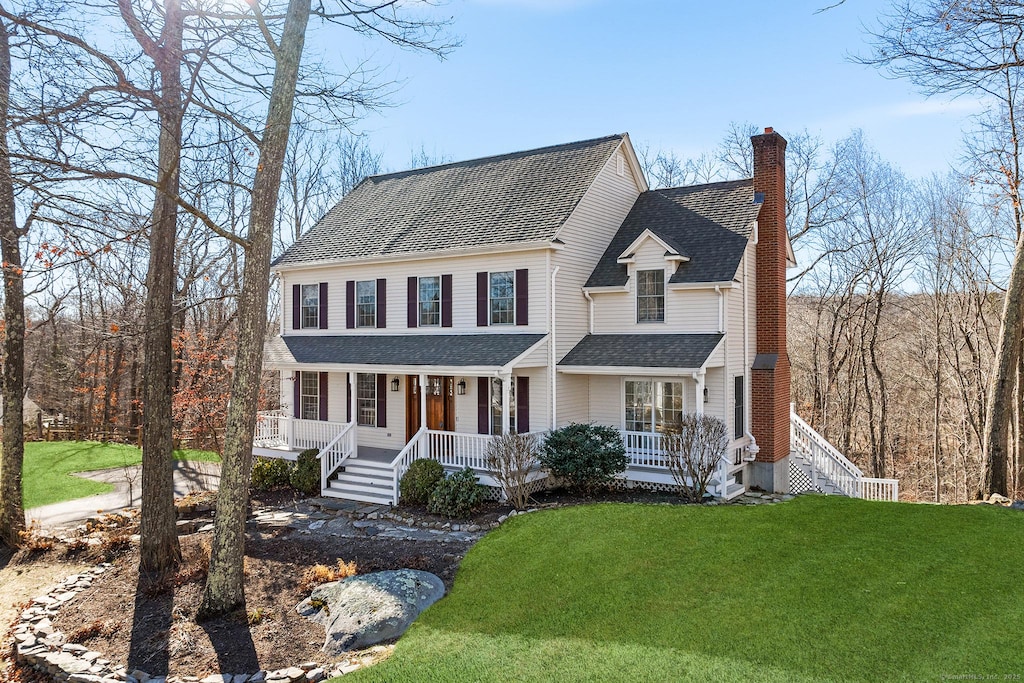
348, 496, 1024, 682
23, 440, 219, 509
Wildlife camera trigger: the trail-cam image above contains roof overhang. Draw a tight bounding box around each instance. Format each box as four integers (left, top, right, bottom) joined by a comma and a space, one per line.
274, 240, 562, 273
558, 333, 725, 372
667, 281, 734, 291
558, 365, 707, 376
615, 228, 691, 266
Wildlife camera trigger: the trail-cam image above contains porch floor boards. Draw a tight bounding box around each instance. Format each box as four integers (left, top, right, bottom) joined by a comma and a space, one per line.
349, 446, 400, 464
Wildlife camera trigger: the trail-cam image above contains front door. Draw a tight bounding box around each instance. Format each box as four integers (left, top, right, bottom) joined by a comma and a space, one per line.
406, 375, 455, 441
425, 376, 454, 431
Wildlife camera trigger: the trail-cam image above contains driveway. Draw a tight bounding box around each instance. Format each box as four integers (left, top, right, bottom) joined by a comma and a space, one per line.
27, 459, 221, 530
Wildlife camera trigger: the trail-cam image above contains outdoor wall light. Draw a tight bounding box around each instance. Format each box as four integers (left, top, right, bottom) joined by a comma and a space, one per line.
703, 387, 709, 403
390, 377, 400, 392
457, 379, 467, 395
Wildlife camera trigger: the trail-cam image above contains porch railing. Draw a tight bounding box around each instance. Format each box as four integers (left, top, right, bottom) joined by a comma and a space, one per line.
621, 430, 669, 468
253, 411, 352, 453
319, 422, 356, 491
390, 427, 427, 505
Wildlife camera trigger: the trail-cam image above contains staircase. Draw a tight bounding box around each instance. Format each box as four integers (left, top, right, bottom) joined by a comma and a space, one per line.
325, 457, 396, 506
789, 410, 899, 501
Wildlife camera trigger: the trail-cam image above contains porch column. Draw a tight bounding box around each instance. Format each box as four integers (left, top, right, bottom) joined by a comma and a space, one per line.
694, 371, 705, 416
419, 374, 427, 429
500, 371, 512, 434
348, 372, 357, 425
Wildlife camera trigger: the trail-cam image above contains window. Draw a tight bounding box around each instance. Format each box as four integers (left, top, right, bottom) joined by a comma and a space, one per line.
299, 371, 320, 420
418, 276, 441, 327
489, 271, 515, 325
734, 376, 744, 438
625, 379, 684, 433
489, 377, 516, 435
356, 280, 376, 327
356, 373, 376, 426
637, 269, 665, 323
300, 284, 319, 329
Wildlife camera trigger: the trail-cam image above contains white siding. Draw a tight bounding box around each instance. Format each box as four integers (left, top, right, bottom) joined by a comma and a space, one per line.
588, 375, 621, 428
556, 374, 589, 426
279, 250, 550, 336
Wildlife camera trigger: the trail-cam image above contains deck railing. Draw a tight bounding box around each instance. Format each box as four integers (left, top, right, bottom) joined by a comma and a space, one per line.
621, 430, 669, 468
253, 411, 352, 453
857, 477, 900, 501
390, 428, 426, 505
318, 422, 356, 491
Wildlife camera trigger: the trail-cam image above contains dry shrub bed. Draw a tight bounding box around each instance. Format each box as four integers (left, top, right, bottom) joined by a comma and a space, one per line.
48, 530, 467, 677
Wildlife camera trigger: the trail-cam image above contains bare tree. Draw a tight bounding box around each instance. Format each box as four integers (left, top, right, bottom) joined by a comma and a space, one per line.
663, 414, 729, 503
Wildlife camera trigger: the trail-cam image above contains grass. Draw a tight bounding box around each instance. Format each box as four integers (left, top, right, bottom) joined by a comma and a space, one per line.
23, 440, 220, 509
348, 496, 1024, 682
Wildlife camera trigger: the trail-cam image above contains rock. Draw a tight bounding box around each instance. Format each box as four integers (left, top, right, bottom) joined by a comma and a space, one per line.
69, 675, 107, 683
304, 670, 324, 683
200, 675, 231, 683
131, 670, 151, 683
63, 644, 88, 654
1012, 500, 1024, 510
249, 673, 266, 683
988, 493, 1012, 505
296, 569, 445, 655
297, 663, 317, 672
231, 675, 249, 683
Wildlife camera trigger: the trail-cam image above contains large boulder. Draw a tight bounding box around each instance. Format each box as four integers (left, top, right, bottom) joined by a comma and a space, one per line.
296, 570, 445, 655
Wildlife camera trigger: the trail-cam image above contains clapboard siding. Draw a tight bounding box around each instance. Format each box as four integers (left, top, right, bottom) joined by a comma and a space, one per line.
279, 250, 550, 336
556, 374, 589, 427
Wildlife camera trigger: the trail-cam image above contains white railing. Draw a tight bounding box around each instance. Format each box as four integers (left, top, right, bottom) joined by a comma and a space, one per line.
390, 428, 427, 505
427, 430, 494, 471
857, 477, 900, 502
318, 422, 356, 492
254, 410, 289, 447
790, 410, 899, 501
621, 430, 669, 468
253, 411, 353, 453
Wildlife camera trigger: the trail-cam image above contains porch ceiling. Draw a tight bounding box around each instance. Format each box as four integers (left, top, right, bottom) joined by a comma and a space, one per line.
558, 333, 724, 372
264, 333, 546, 371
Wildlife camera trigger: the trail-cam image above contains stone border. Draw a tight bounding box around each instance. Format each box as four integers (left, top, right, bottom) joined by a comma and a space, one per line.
10, 563, 383, 683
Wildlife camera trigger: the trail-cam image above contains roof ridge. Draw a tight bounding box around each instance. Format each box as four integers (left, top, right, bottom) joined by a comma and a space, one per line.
651, 177, 753, 194
365, 134, 625, 182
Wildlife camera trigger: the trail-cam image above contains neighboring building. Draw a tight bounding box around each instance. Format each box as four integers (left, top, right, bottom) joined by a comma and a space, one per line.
255, 129, 898, 505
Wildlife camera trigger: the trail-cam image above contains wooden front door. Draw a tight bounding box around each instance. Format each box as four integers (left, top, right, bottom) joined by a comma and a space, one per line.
405, 375, 420, 441
425, 376, 454, 431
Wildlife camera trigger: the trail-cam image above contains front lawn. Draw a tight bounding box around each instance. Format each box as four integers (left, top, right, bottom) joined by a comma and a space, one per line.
23, 440, 219, 509
349, 496, 1024, 682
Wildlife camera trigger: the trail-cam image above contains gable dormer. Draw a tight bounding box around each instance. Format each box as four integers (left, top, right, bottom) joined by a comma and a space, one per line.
615, 228, 691, 271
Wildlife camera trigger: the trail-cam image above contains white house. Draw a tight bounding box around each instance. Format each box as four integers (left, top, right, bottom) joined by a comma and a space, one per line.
254, 129, 898, 505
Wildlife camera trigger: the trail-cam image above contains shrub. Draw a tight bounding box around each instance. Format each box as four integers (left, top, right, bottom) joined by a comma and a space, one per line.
485, 432, 540, 510
663, 414, 729, 503
540, 423, 627, 493
251, 456, 293, 490
290, 449, 321, 494
427, 467, 486, 518
400, 458, 445, 505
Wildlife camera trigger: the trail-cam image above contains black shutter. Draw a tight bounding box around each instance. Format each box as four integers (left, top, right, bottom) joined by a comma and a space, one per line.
293, 372, 301, 418
292, 284, 301, 330
376, 374, 387, 427
516, 376, 529, 433
346, 374, 352, 423
319, 372, 329, 421
476, 272, 488, 327
319, 282, 328, 329
407, 276, 418, 328
376, 278, 386, 329
441, 274, 453, 328
345, 280, 355, 329
734, 376, 744, 438
477, 377, 490, 434
515, 269, 528, 326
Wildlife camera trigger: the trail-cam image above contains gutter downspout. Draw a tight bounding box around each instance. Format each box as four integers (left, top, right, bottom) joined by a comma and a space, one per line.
550, 266, 560, 430
582, 288, 594, 335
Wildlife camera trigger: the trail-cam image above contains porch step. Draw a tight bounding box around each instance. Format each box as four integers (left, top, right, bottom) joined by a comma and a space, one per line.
321, 485, 393, 506
341, 461, 394, 477
724, 482, 746, 501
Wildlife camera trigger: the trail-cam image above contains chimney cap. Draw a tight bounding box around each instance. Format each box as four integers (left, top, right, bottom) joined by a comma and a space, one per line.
764, 127, 774, 134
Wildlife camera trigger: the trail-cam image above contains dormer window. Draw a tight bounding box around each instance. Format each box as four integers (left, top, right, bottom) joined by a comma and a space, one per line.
637, 269, 665, 323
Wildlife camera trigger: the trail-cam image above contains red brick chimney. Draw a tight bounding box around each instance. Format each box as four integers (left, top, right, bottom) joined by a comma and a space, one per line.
750, 128, 791, 477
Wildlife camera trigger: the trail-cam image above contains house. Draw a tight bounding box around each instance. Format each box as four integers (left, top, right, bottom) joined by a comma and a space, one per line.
254, 128, 899, 505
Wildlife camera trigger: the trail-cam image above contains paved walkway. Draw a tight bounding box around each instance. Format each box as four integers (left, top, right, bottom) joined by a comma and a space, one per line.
27, 460, 221, 529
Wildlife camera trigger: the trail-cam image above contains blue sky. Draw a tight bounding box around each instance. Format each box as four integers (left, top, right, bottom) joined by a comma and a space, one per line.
311, 0, 982, 179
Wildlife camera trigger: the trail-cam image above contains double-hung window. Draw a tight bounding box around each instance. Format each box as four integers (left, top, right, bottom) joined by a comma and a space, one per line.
625, 379, 684, 433
356, 280, 376, 328
418, 276, 441, 326
489, 377, 516, 435
356, 373, 376, 426
636, 269, 665, 323
300, 284, 319, 329
489, 271, 515, 325
299, 371, 320, 420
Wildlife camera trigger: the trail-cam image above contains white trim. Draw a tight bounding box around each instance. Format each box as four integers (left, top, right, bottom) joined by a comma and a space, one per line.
354, 279, 377, 329
273, 240, 561, 273
559, 365, 705, 376
635, 268, 666, 324
667, 281, 735, 291
621, 375, 688, 432
617, 229, 689, 264
619, 133, 650, 193
581, 285, 629, 294
416, 275, 442, 327
486, 269, 516, 326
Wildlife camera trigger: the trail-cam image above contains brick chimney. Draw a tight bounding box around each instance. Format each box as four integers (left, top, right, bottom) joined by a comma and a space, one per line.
750, 128, 791, 488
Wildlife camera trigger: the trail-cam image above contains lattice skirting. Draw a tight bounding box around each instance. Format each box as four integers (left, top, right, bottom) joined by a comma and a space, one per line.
610, 478, 685, 494
788, 460, 822, 494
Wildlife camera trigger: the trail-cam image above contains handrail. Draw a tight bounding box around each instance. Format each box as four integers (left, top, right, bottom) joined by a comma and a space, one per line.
317, 422, 356, 493
791, 411, 863, 479
390, 427, 427, 505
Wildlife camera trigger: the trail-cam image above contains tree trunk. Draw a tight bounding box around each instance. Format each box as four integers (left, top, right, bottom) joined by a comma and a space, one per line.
0, 15, 25, 548
980, 236, 1024, 498
138, 0, 184, 572
199, 0, 311, 618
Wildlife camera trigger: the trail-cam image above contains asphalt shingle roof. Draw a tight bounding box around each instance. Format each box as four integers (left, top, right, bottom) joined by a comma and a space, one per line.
274, 135, 624, 266
558, 333, 724, 369
265, 334, 547, 367
585, 179, 762, 287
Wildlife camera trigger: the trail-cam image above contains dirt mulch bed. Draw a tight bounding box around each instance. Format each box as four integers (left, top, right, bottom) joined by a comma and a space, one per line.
49, 529, 469, 677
